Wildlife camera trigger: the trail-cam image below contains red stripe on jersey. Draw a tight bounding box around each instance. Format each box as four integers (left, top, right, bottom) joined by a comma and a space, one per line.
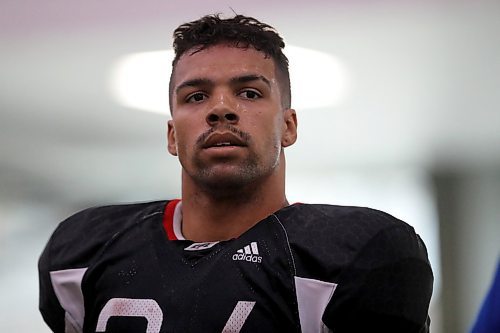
163, 199, 180, 240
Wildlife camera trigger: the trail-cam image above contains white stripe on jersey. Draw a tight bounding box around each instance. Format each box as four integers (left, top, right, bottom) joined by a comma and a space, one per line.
50, 268, 88, 333
294, 276, 337, 333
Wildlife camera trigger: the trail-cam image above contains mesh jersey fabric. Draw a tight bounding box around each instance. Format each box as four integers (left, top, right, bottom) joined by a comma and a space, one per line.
39, 200, 433, 333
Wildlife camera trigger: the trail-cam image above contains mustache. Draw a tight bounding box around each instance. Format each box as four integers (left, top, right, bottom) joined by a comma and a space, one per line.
195, 125, 251, 147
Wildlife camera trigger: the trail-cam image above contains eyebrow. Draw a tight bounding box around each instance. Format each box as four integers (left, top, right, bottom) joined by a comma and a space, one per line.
175, 78, 212, 95
175, 74, 271, 95
230, 74, 271, 88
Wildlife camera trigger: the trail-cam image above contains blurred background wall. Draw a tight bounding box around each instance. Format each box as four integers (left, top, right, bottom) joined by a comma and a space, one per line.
1, 1, 499, 332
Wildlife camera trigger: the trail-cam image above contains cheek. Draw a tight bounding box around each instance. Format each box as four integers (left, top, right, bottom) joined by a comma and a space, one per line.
171, 123, 193, 153
175, 131, 191, 154
268, 113, 285, 139
252, 115, 283, 148
248, 109, 281, 130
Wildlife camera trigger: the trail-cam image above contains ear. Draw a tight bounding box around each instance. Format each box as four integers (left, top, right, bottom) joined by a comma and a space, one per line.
281, 108, 298, 147
167, 120, 178, 156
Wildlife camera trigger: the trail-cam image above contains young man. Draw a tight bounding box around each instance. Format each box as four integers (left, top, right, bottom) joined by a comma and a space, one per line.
39, 15, 433, 332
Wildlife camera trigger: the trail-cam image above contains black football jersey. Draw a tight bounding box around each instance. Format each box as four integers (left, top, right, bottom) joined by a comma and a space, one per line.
39, 200, 433, 333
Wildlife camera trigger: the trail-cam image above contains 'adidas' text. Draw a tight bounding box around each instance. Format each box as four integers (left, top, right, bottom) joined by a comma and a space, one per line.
232, 241, 263, 263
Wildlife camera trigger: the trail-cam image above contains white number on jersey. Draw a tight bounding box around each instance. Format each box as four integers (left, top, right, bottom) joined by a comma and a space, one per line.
95, 298, 162, 333
95, 298, 255, 333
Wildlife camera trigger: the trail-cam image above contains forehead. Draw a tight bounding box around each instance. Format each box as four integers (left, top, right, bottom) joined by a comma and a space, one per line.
172, 44, 277, 87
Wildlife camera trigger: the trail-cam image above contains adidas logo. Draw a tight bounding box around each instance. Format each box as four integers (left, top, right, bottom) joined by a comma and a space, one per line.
232, 241, 262, 263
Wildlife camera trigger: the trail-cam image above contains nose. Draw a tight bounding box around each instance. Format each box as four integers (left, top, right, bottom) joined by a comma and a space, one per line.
206, 93, 239, 126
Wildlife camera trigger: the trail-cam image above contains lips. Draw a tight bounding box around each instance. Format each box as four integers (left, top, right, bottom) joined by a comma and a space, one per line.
202, 132, 247, 149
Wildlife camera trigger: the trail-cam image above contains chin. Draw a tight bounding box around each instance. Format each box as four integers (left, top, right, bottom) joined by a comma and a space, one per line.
203, 170, 254, 187
194, 166, 262, 194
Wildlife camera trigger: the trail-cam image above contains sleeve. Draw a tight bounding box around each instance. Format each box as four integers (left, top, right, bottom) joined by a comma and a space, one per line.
38, 227, 66, 333
37, 202, 157, 332
38, 209, 92, 333
322, 224, 433, 333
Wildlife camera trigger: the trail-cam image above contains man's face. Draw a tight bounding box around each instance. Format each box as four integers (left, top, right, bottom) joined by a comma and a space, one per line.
168, 44, 297, 192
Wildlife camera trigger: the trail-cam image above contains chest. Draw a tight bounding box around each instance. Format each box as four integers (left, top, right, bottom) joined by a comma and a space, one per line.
82, 221, 300, 333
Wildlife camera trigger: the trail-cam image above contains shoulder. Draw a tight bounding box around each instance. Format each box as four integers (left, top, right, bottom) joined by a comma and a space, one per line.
53, 200, 167, 243
41, 200, 168, 271
56, 200, 167, 233
275, 203, 431, 278
276, 203, 418, 246
276, 204, 433, 331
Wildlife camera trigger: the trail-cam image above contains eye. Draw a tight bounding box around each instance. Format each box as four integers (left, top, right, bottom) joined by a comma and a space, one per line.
186, 92, 208, 103
238, 89, 262, 100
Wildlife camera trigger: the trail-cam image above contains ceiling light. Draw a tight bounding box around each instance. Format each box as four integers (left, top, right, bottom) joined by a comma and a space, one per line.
110, 50, 174, 115
109, 46, 349, 115
287, 45, 349, 110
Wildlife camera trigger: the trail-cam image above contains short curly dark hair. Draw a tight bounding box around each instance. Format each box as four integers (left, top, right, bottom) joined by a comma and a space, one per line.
169, 14, 291, 111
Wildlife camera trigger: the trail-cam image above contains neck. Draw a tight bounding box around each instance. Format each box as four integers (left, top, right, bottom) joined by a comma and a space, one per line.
180, 159, 288, 242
